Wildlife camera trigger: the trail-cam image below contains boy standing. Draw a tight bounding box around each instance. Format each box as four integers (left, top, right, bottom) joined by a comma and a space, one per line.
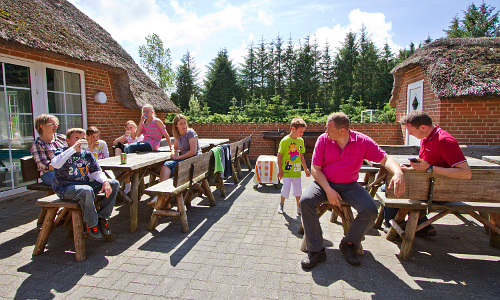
51, 128, 120, 240
277, 118, 311, 215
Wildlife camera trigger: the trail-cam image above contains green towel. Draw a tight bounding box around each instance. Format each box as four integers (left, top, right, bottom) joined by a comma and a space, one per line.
210, 146, 223, 173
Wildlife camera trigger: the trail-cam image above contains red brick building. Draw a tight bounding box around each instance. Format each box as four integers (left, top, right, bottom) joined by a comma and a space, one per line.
389, 38, 500, 146
0, 0, 178, 195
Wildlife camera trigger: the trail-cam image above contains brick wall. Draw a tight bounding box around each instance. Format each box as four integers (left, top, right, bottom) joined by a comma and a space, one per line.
1, 44, 142, 148
166, 122, 404, 161
439, 98, 500, 144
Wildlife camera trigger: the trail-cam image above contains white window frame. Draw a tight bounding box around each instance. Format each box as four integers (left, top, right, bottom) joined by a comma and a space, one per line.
0, 53, 87, 196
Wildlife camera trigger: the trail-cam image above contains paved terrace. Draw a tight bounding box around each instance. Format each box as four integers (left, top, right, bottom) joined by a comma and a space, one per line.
0, 169, 499, 299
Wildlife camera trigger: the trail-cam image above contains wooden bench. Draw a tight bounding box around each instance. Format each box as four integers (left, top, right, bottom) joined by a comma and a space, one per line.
33, 194, 112, 262
20, 156, 55, 227
240, 136, 252, 171
379, 168, 500, 260
144, 151, 216, 232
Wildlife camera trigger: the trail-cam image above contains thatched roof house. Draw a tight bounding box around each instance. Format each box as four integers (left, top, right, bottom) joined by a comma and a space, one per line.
390, 37, 500, 106
0, 0, 178, 112
389, 37, 500, 146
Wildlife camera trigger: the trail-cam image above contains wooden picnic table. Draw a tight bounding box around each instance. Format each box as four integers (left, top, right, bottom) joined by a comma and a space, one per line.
98, 138, 229, 232
482, 156, 500, 165
366, 154, 500, 169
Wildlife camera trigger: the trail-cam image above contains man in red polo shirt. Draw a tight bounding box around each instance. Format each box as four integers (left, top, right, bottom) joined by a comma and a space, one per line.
384, 110, 472, 236
300, 112, 406, 268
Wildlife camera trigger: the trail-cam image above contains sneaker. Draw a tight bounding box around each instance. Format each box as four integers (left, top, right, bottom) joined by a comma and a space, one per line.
98, 218, 112, 236
297, 206, 301, 215
278, 203, 284, 214
339, 241, 361, 266
86, 224, 103, 240
301, 248, 327, 269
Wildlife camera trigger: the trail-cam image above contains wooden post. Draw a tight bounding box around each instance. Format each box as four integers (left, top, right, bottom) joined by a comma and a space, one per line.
71, 209, 86, 262
130, 171, 140, 233
33, 208, 57, 256
176, 193, 189, 233
399, 210, 419, 260
201, 178, 216, 206
386, 208, 408, 241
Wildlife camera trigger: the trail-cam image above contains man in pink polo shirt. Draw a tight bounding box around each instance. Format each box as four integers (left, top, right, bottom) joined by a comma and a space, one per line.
300, 112, 405, 268
384, 110, 472, 236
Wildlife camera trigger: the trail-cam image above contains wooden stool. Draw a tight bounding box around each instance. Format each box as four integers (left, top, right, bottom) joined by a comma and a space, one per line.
298, 200, 364, 255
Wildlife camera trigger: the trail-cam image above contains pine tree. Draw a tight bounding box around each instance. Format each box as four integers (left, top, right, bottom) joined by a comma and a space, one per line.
283, 34, 296, 103
240, 42, 257, 99
272, 34, 285, 97
354, 25, 380, 109
320, 41, 335, 111
333, 31, 358, 108
255, 36, 269, 99
375, 41, 396, 109
174, 50, 200, 111
293, 35, 317, 108
203, 48, 242, 114
444, 2, 500, 37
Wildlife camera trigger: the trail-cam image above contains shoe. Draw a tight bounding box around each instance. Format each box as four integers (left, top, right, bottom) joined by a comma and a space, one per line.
339, 241, 361, 266
98, 218, 112, 236
297, 206, 301, 215
123, 183, 131, 194
278, 203, 284, 214
86, 224, 103, 240
301, 248, 327, 269
415, 225, 437, 236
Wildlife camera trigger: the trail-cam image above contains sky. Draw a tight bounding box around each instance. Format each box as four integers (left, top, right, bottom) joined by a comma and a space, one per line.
68, 0, 479, 79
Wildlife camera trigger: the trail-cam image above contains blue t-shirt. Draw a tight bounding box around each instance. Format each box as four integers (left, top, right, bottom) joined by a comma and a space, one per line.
52, 147, 101, 196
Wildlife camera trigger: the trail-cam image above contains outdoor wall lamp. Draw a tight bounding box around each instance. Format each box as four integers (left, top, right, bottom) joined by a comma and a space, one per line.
94, 91, 107, 104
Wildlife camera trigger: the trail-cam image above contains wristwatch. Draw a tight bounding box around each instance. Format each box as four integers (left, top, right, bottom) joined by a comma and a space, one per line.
426, 165, 433, 173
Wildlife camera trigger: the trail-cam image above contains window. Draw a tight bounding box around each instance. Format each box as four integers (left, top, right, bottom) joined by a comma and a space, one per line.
0, 61, 34, 191
46, 68, 83, 134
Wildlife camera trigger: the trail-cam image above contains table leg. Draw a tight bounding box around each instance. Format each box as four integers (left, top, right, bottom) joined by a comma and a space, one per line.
386, 208, 408, 241
489, 212, 500, 248
130, 171, 140, 233
399, 209, 419, 260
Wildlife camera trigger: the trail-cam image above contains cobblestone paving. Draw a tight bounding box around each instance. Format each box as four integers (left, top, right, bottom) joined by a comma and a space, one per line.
0, 169, 499, 299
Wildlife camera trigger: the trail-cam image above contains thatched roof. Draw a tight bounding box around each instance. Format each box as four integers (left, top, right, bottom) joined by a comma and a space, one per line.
0, 0, 179, 112
389, 37, 500, 106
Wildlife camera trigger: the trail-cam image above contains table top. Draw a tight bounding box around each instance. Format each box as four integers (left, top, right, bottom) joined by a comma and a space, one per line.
482, 156, 500, 165
99, 138, 229, 171
366, 155, 500, 169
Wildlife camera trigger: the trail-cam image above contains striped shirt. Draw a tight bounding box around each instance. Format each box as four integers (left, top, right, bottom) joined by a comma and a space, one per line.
30, 133, 68, 176
139, 118, 167, 150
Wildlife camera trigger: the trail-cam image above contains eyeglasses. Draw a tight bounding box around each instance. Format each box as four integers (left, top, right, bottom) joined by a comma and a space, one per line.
43, 123, 58, 126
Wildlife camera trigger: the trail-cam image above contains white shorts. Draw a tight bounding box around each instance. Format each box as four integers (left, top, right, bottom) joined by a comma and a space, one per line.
281, 177, 302, 199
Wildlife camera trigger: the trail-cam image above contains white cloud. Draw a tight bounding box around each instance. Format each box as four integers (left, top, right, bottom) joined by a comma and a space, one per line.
69, 0, 244, 48
258, 10, 273, 26
314, 8, 401, 52
229, 40, 248, 68
248, 33, 255, 42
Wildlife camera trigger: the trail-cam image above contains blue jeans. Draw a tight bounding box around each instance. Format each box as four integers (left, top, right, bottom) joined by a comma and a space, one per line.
163, 159, 183, 178
40, 171, 54, 186
124, 142, 152, 153
60, 180, 119, 227
300, 181, 378, 252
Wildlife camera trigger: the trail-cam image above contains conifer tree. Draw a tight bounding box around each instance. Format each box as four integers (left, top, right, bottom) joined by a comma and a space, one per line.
174, 50, 200, 111
444, 2, 499, 37
203, 48, 242, 114
354, 25, 380, 108
333, 31, 358, 107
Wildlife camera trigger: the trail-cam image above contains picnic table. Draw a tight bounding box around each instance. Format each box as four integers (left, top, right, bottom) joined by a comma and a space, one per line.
98, 138, 229, 232
367, 154, 500, 169
482, 156, 500, 165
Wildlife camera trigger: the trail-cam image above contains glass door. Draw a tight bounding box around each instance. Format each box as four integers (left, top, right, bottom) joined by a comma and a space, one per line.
0, 62, 34, 191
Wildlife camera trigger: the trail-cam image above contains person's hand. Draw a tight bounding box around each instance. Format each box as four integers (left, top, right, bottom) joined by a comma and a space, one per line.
100, 181, 112, 197
400, 164, 410, 169
278, 169, 283, 180
410, 159, 430, 172
140, 113, 147, 123
388, 172, 405, 197
304, 168, 311, 177
170, 153, 178, 160
325, 188, 342, 207
73, 139, 88, 152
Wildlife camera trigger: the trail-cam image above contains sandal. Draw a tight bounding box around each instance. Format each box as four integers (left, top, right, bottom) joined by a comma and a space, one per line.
416, 225, 437, 236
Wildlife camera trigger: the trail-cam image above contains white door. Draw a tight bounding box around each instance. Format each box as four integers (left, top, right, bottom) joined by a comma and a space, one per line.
406, 80, 423, 146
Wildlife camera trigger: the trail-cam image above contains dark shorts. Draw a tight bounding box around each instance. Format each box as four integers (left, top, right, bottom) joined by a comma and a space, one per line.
163, 160, 183, 178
